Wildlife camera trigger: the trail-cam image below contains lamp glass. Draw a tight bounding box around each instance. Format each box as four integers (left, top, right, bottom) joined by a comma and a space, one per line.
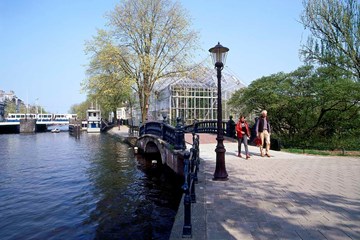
209, 42, 229, 65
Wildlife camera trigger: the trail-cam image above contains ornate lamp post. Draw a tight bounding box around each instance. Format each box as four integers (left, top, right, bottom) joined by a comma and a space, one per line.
209, 42, 229, 181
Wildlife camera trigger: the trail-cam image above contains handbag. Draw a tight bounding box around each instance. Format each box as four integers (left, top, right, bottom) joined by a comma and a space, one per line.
254, 137, 262, 147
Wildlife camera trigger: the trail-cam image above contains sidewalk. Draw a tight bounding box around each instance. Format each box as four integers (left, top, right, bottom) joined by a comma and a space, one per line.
171, 134, 360, 240
107, 125, 130, 138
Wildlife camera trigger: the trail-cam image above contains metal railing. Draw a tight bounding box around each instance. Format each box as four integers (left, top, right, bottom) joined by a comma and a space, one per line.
181, 133, 200, 238
184, 119, 236, 138
128, 125, 140, 136
138, 117, 239, 238
139, 117, 186, 150
139, 117, 236, 145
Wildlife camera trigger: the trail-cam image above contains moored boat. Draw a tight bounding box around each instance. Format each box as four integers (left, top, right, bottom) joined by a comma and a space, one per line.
51, 128, 60, 133
86, 106, 101, 133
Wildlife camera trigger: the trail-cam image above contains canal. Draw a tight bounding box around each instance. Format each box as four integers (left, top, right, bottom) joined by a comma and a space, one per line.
0, 132, 183, 240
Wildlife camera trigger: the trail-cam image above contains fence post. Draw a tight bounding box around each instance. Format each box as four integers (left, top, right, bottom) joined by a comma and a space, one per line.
161, 122, 165, 140
190, 148, 197, 203
192, 119, 198, 142
182, 151, 192, 238
163, 115, 169, 124
192, 138, 199, 184
174, 117, 185, 150
143, 122, 147, 135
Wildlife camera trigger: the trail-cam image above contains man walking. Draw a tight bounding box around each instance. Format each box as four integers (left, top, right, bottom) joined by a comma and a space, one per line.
256, 110, 271, 157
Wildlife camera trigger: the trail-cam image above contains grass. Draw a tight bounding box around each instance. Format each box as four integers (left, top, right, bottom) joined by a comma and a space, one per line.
282, 148, 360, 157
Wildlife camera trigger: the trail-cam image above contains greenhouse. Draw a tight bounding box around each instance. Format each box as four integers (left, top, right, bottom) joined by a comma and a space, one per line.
146, 67, 246, 125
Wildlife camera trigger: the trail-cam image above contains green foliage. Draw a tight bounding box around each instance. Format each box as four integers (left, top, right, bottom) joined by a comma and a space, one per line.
300, 0, 360, 81
83, 29, 133, 118
228, 65, 360, 150
4, 100, 17, 115
3, 99, 44, 116
69, 101, 91, 120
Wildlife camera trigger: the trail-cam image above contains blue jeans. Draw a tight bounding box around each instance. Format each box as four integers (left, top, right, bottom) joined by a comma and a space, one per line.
238, 135, 249, 155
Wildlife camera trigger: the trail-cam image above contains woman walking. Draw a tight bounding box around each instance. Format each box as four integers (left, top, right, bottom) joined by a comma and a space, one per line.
235, 115, 251, 159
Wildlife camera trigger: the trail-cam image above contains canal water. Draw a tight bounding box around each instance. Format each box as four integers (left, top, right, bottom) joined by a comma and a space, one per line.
0, 132, 183, 240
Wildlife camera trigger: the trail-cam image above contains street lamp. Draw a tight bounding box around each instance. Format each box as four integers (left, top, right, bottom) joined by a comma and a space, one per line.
209, 42, 229, 181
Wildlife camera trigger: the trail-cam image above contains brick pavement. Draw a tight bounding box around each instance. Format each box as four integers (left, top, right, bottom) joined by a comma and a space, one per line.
171, 133, 360, 240
107, 128, 360, 239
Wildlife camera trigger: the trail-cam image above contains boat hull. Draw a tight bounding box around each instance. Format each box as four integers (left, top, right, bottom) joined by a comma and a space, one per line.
87, 128, 101, 133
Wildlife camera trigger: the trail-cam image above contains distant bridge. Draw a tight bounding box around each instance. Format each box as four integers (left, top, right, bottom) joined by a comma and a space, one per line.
0, 120, 71, 126
0, 119, 72, 134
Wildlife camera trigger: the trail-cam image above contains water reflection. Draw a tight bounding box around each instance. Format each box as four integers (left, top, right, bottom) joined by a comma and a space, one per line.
82, 134, 183, 240
0, 133, 183, 240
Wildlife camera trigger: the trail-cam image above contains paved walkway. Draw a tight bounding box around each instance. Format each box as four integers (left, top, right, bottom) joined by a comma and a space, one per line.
171, 134, 360, 240
107, 125, 131, 138
107, 128, 360, 239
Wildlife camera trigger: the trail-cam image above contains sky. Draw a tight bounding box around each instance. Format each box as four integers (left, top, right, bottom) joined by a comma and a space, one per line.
0, 0, 307, 114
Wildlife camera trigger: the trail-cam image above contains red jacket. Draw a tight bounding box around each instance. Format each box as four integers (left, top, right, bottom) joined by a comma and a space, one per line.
235, 121, 250, 138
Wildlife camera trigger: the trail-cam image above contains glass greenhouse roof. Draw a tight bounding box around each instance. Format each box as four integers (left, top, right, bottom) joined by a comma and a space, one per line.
154, 67, 246, 92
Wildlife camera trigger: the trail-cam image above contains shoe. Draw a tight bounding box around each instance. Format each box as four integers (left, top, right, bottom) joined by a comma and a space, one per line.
266, 153, 270, 157
238, 154, 242, 158
246, 155, 250, 159
261, 152, 264, 157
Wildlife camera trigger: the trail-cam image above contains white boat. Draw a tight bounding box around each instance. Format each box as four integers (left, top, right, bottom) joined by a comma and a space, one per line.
86, 106, 101, 133
51, 128, 60, 133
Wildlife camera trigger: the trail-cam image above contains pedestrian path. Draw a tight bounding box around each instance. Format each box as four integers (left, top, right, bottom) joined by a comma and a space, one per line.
171, 134, 360, 240
106, 128, 360, 239
107, 125, 130, 137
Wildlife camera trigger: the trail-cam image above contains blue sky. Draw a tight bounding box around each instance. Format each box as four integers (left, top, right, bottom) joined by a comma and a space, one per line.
1, 0, 306, 113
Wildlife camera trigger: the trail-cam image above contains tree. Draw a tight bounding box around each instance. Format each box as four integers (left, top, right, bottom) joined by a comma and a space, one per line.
69, 101, 91, 120
99, 0, 199, 122
228, 65, 360, 149
4, 100, 17, 115
83, 30, 133, 119
4, 99, 27, 116
300, 0, 360, 81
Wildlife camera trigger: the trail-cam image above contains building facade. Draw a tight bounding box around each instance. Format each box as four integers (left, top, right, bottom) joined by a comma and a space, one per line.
0, 90, 24, 121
